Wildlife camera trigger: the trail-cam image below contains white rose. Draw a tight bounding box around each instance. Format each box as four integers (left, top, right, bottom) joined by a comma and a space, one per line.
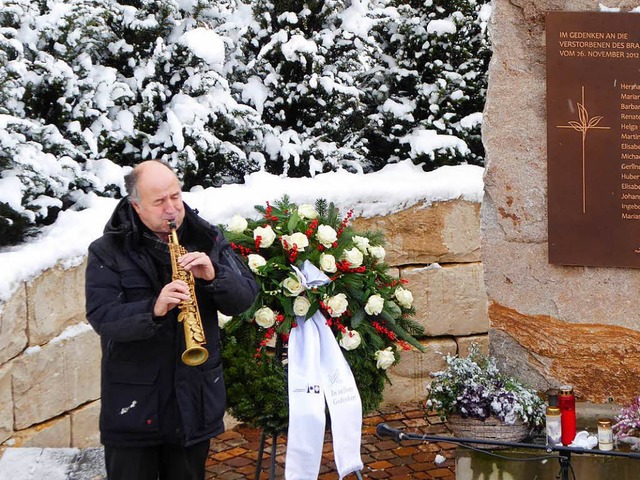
282, 276, 305, 296
316, 225, 338, 248
226, 215, 248, 233
375, 347, 395, 369
369, 245, 386, 261
254, 306, 276, 328
364, 294, 385, 315
352, 235, 370, 253
282, 232, 309, 251
247, 254, 267, 273
342, 247, 364, 268
325, 293, 349, 317
319, 253, 337, 273
254, 225, 276, 248
394, 287, 414, 308
339, 328, 362, 350
218, 312, 232, 329
298, 204, 318, 219
293, 296, 311, 317
339, 328, 362, 351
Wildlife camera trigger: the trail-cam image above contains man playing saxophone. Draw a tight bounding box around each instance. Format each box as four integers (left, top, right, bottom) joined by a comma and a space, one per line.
85, 160, 259, 480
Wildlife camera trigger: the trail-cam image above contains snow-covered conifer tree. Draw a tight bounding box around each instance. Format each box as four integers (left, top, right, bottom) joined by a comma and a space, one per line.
0, 0, 491, 246
0, 0, 269, 245
228, 0, 384, 176
366, 0, 492, 170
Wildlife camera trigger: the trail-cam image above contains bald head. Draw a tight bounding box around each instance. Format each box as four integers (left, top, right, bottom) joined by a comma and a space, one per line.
125, 160, 186, 236
125, 160, 178, 203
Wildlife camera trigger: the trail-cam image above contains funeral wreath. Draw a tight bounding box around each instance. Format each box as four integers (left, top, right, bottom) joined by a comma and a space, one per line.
426, 344, 545, 428
220, 196, 423, 433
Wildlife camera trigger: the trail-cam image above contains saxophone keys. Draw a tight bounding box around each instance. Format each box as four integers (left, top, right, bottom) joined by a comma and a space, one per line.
193, 333, 205, 343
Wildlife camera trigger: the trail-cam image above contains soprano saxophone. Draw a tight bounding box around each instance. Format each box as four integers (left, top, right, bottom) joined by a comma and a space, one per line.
168, 221, 209, 366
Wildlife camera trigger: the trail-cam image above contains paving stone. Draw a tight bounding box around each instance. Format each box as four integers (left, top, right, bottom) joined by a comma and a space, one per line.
0, 403, 456, 480
371, 450, 396, 461
428, 467, 456, 479
205, 402, 456, 479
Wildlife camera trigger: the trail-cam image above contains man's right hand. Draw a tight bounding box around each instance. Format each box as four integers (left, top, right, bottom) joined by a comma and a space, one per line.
154, 280, 191, 317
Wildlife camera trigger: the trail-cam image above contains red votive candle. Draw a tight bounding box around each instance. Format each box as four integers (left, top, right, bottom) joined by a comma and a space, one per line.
559, 385, 576, 446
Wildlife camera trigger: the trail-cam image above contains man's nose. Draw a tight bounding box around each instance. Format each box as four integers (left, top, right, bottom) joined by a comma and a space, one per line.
166, 199, 182, 213
164, 201, 178, 214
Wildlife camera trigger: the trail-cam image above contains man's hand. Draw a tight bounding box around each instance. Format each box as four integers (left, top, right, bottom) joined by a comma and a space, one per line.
179, 252, 216, 281
154, 280, 190, 317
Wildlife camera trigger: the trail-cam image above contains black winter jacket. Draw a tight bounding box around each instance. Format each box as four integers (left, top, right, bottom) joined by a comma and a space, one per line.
85, 198, 258, 447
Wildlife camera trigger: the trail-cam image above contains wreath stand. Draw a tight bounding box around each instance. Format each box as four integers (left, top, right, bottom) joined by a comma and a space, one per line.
254, 430, 365, 480
252, 337, 364, 479
254, 429, 281, 480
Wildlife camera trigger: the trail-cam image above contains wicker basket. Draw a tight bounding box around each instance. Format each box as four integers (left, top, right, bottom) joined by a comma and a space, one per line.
446, 414, 529, 449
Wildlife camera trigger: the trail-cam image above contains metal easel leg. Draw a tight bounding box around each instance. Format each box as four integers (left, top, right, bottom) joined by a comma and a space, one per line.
255, 339, 285, 480
253, 430, 279, 480
269, 432, 278, 480
254, 430, 267, 480
354, 471, 364, 479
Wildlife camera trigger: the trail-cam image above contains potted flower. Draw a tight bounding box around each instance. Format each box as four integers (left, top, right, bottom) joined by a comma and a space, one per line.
220, 196, 424, 434
613, 396, 640, 449
425, 344, 545, 444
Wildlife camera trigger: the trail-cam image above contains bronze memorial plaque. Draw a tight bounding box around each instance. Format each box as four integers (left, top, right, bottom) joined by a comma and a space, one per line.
547, 12, 640, 268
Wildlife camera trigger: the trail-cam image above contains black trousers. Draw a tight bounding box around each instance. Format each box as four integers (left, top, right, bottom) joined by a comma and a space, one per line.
104, 440, 210, 480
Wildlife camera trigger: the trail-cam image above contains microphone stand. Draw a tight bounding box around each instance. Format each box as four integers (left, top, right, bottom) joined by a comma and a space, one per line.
376, 423, 640, 480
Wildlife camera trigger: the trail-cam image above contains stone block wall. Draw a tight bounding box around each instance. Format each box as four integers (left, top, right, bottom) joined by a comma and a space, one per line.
0, 199, 487, 449
0, 261, 101, 449
351, 199, 489, 405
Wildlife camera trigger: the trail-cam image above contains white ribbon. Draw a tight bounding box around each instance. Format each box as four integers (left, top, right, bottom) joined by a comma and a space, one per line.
285, 261, 363, 479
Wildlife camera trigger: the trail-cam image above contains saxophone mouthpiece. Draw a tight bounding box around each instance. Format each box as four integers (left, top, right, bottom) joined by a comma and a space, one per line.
168, 220, 177, 230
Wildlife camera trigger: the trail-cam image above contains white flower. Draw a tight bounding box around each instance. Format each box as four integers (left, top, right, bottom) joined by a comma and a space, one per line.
394, 287, 414, 308
298, 204, 318, 219
325, 293, 349, 317
369, 245, 386, 261
342, 247, 364, 268
247, 254, 267, 273
254, 306, 276, 328
352, 235, 370, 253
282, 276, 304, 297
319, 253, 337, 273
339, 328, 362, 351
364, 294, 385, 315
375, 347, 395, 369
316, 225, 338, 248
254, 225, 276, 248
293, 296, 311, 316
281, 232, 309, 251
226, 215, 248, 233
218, 312, 232, 329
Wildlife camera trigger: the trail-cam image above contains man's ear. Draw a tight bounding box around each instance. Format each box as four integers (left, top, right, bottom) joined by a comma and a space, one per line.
131, 201, 141, 214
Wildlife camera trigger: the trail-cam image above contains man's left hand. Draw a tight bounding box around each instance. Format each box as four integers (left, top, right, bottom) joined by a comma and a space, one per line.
179, 252, 216, 281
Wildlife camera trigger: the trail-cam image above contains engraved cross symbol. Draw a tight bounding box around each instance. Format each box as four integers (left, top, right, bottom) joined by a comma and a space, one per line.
557, 86, 610, 213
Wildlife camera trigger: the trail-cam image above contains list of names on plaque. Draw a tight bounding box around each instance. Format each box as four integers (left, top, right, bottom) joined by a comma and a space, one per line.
620, 82, 640, 221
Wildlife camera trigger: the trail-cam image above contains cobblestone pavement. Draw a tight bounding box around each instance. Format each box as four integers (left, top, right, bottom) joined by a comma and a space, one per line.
206, 402, 456, 479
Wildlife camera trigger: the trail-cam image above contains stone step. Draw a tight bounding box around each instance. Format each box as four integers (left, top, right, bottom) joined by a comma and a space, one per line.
0, 447, 105, 480
454, 403, 638, 480
456, 448, 640, 480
